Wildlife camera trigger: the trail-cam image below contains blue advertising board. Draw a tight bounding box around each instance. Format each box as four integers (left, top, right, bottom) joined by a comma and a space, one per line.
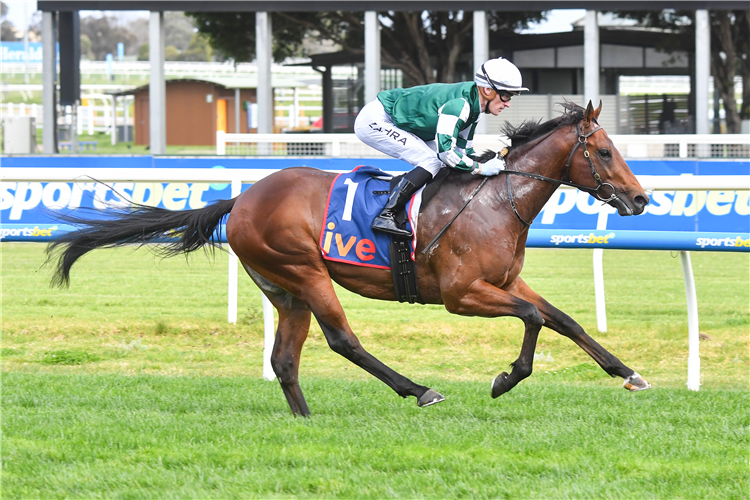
0, 42, 52, 63
2, 157, 748, 248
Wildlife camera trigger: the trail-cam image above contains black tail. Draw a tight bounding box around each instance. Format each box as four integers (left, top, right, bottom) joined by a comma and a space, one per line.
46, 197, 237, 288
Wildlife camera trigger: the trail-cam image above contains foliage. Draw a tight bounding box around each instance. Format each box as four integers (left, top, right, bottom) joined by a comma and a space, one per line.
163, 11, 195, 52
164, 44, 180, 61
187, 12, 313, 63
188, 11, 546, 85
610, 9, 750, 133
176, 33, 213, 62
79, 33, 93, 60
76, 12, 201, 61
0, 19, 15, 41
79, 15, 139, 60
137, 42, 148, 61
0, 0, 17, 41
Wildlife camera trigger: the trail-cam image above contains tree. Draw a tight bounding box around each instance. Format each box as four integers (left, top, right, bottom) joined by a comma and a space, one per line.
164, 12, 196, 52
0, 0, 18, 41
177, 33, 213, 62
137, 42, 149, 61
80, 15, 137, 60
80, 33, 94, 60
187, 12, 312, 63
187, 11, 546, 85
610, 10, 749, 133
288, 11, 545, 85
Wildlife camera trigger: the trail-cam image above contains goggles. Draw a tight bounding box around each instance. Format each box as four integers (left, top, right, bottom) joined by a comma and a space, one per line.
481, 64, 518, 102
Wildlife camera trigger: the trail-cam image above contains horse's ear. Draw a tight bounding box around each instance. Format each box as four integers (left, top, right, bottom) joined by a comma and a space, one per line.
594, 100, 602, 119
584, 100, 595, 123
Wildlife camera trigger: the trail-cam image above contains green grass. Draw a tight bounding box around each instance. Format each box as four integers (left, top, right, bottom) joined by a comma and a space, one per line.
1, 243, 749, 498
3, 373, 748, 499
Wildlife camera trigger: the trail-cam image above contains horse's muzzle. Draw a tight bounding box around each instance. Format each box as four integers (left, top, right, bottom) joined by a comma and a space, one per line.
613, 192, 649, 216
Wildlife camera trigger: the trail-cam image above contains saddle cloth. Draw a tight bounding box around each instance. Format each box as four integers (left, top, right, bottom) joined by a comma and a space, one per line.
320, 165, 423, 269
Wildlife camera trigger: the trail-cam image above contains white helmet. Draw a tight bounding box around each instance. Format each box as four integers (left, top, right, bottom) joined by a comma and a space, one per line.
475, 57, 528, 93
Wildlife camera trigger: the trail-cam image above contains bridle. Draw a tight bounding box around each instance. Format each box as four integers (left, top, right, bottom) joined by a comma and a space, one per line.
502, 120, 631, 226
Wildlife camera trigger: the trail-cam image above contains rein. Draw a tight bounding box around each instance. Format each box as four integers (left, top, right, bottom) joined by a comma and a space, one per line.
421, 120, 628, 255
502, 122, 630, 226
421, 177, 488, 255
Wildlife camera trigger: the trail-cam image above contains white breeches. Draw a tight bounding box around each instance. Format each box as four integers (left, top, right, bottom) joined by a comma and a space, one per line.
354, 100, 444, 177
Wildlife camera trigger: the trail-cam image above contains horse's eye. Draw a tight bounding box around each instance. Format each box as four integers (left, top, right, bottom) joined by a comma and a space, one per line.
599, 148, 611, 158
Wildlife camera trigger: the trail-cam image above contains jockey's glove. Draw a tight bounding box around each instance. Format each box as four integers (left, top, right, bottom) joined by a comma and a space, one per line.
472, 157, 506, 176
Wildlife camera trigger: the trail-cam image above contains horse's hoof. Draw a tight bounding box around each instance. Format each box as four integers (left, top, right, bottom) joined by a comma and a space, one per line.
417, 389, 445, 407
623, 372, 651, 391
491, 372, 510, 398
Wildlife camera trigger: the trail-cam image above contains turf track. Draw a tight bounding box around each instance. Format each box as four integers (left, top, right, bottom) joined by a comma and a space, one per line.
2, 243, 748, 498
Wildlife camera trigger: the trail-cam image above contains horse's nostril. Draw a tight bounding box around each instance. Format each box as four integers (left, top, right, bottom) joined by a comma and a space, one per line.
635, 195, 649, 208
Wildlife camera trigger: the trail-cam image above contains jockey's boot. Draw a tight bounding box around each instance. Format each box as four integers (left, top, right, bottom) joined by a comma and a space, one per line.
372, 167, 432, 238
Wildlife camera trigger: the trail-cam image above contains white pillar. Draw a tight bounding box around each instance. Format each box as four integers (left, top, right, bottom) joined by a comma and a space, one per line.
124, 97, 130, 142
87, 99, 94, 135
584, 10, 599, 107
42, 11, 57, 153
695, 9, 710, 136
680, 251, 701, 391
593, 208, 611, 332
149, 11, 166, 154
227, 178, 241, 324
71, 103, 78, 152
256, 12, 273, 135
293, 86, 300, 128
23, 2, 29, 84
364, 11, 381, 103
111, 96, 117, 145
473, 11, 489, 134
76, 103, 83, 135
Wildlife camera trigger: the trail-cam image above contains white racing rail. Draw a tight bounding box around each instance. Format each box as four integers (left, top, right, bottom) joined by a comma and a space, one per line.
2, 167, 749, 390
217, 132, 750, 159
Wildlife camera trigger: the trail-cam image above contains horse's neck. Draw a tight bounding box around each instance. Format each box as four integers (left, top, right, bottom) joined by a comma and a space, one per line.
503, 129, 575, 221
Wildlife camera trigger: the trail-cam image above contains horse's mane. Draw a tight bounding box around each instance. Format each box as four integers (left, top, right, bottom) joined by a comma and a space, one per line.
475, 101, 584, 163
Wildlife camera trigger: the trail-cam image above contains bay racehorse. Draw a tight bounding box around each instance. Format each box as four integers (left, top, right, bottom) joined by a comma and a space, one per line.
48, 101, 652, 416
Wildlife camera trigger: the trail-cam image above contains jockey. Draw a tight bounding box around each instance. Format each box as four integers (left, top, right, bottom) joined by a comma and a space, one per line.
354, 57, 528, 238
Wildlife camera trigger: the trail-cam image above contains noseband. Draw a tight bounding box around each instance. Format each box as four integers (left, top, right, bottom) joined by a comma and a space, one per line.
503, 121, 631, 226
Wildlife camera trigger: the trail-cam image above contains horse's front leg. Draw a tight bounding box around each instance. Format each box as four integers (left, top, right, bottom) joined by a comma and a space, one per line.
442, 280, 545, 397
505, 277, 651, 391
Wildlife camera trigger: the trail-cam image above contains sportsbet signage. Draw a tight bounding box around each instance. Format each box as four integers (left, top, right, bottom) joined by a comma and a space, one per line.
1, 157, 748, 246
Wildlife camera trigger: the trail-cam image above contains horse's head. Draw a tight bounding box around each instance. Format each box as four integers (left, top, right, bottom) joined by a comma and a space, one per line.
567, 101, 649, 216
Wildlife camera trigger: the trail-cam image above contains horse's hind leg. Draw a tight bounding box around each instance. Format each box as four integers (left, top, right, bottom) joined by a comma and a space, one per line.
298, 277, 442, 407
270, 294, 312, 416
243, 264, 312, 416
308, 285, 444, 407
506, 277, 651, 391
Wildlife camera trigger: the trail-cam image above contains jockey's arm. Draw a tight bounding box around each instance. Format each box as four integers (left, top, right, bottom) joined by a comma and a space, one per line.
435, 98, 478, 172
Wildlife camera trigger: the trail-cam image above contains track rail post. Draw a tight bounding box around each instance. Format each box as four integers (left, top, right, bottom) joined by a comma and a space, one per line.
680, 251, 701, 391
